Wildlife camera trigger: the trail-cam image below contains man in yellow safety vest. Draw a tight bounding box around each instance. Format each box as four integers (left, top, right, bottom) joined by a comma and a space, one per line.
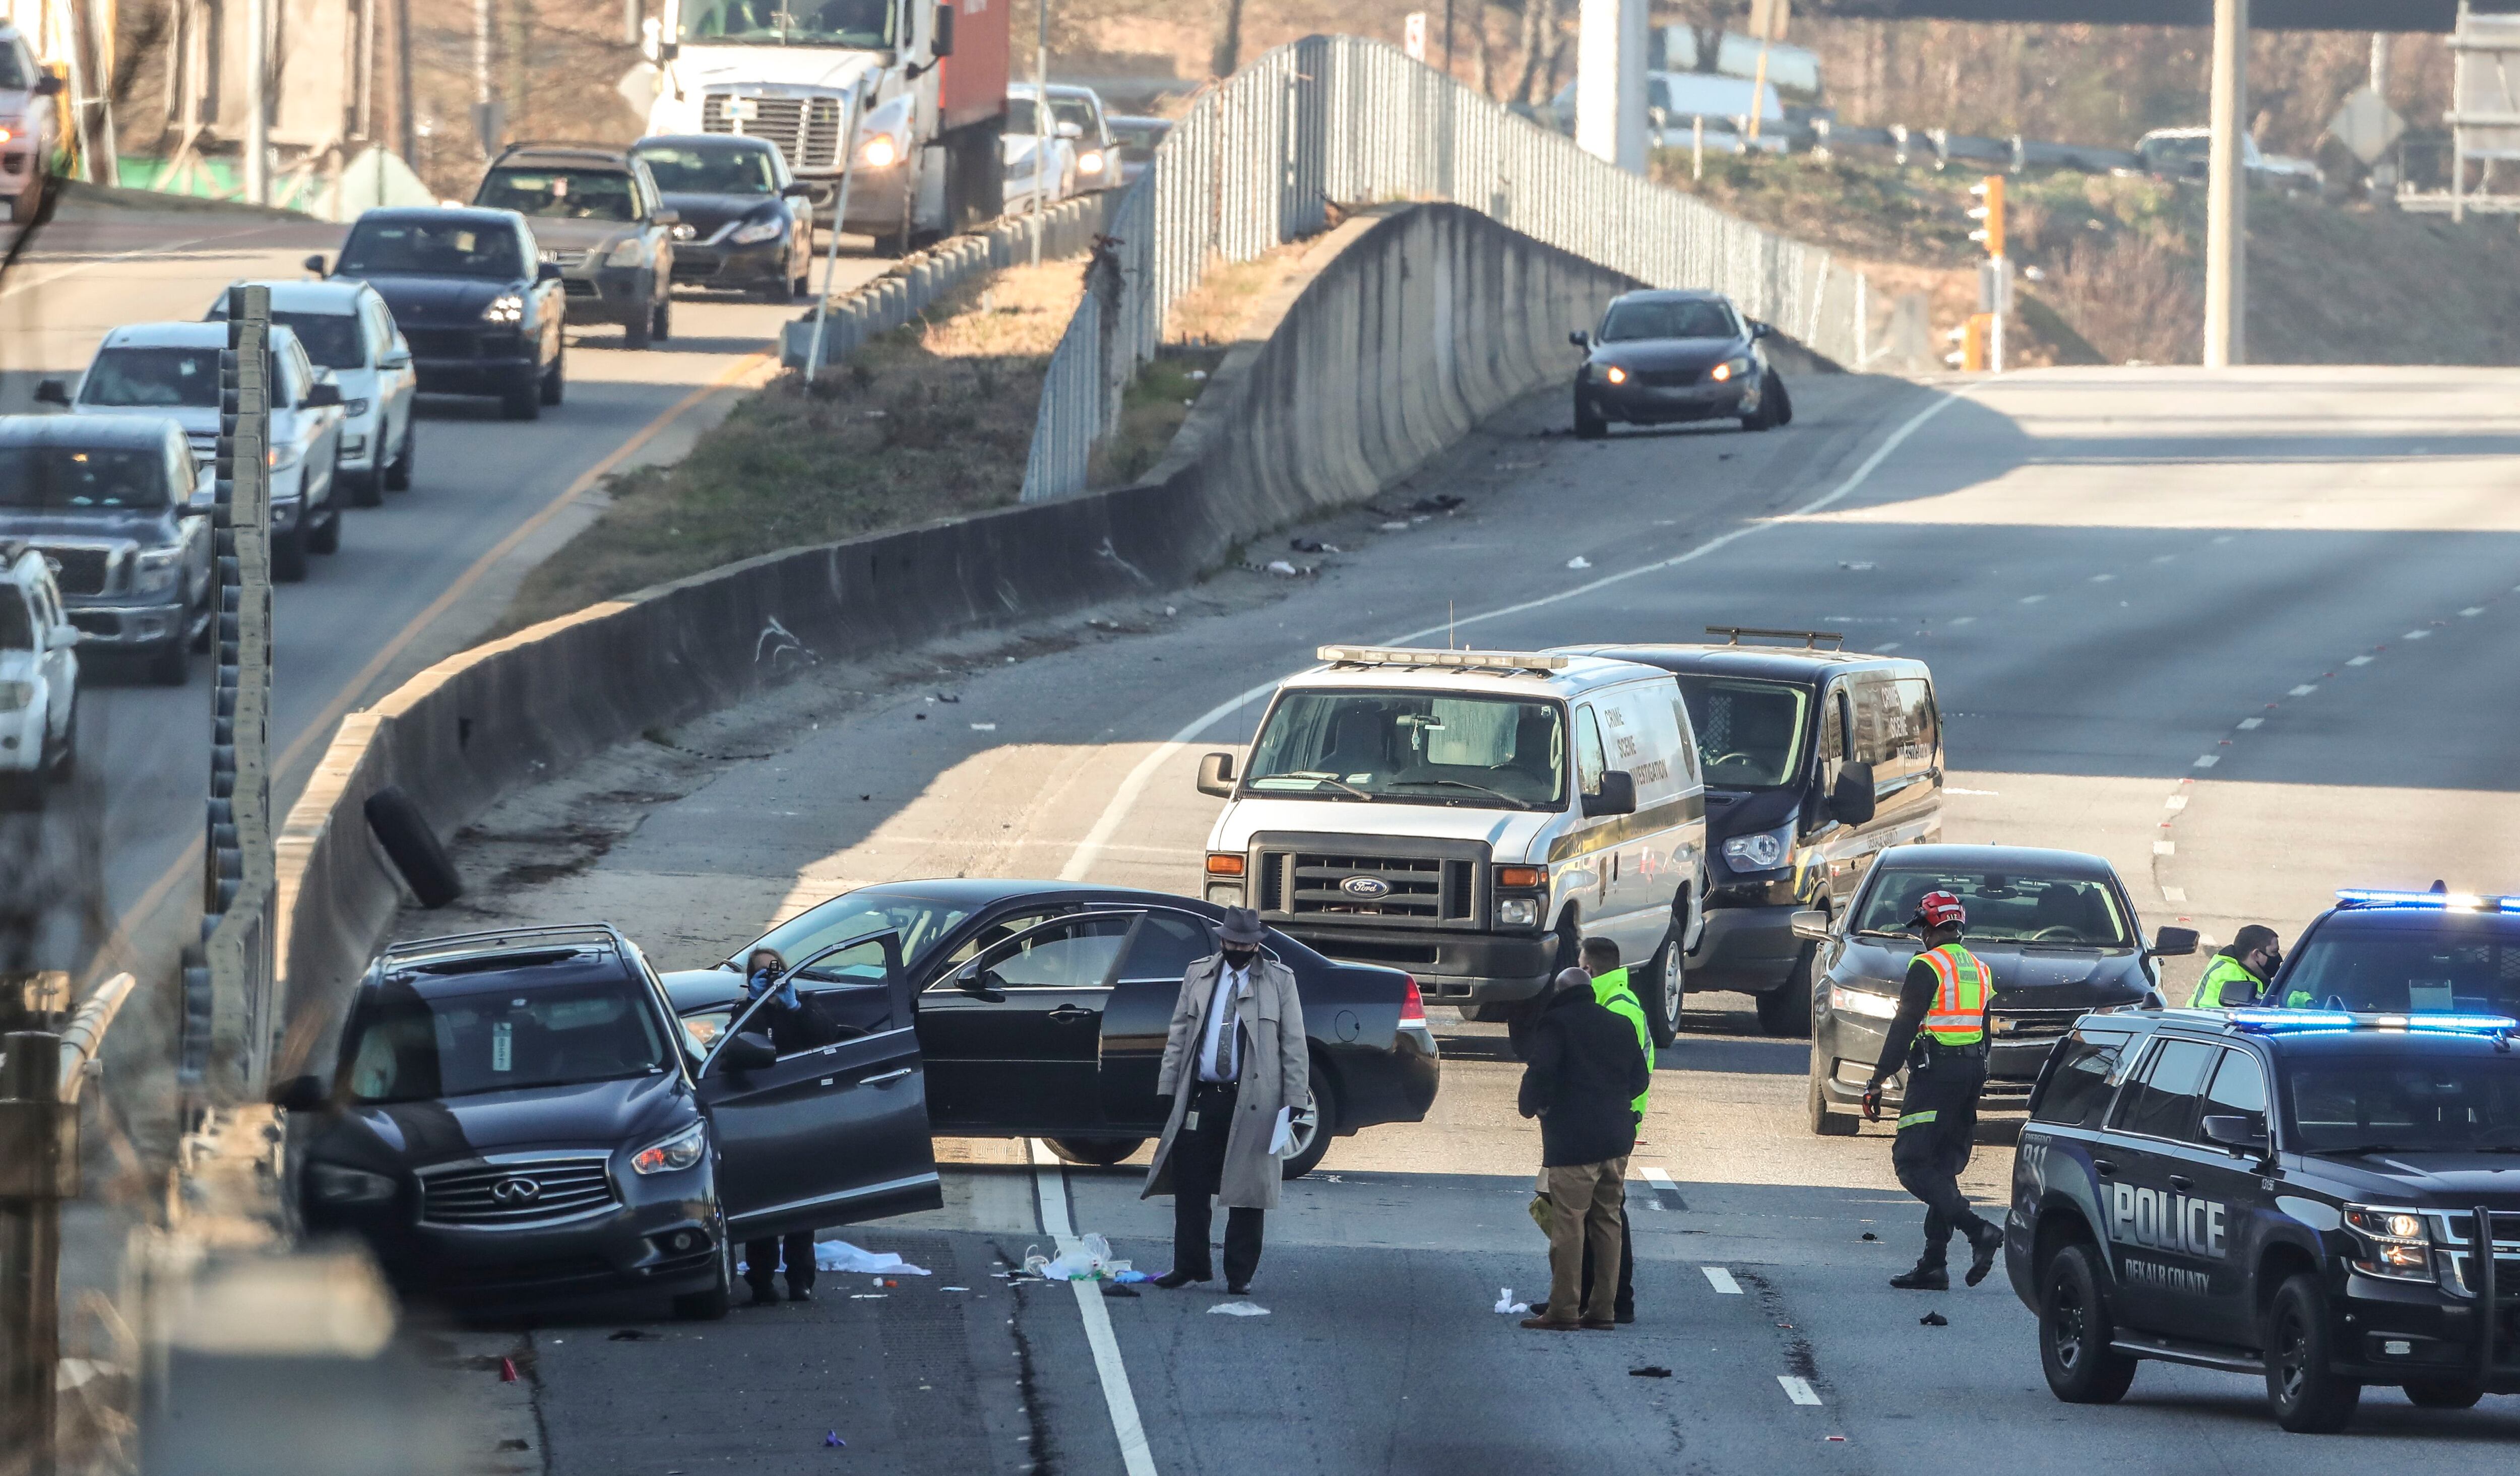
1860, 889, 2005, 1292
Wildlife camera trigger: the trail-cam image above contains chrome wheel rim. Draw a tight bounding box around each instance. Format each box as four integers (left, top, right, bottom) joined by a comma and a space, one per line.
2049, 1269, 2086, 1371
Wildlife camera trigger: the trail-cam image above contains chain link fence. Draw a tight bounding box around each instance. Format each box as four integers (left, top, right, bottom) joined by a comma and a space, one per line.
1020, 34, 1877, 503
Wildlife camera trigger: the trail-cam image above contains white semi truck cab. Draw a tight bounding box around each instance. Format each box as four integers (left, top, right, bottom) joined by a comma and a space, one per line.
647, 0, 1009, 247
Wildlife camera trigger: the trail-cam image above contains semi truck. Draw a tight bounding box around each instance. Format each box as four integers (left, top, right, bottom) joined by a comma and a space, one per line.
645, 0, 1010, 251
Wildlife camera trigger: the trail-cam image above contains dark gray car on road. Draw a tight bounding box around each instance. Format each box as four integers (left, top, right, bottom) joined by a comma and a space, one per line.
475, 143, 681, 348
1569, 288, 1791, 437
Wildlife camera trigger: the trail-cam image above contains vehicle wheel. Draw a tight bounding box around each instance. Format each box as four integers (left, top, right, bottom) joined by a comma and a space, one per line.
1280, 1068, 1340, 1180
2401, 1377, 2484, 1409
307, 505, 341, 555
758, 275, 799, 305
190, 597, 214, 652
673, 1221, 733, 1322
363, 784, 465, 908
1770, 373, 1794, 426
147, 635, 192, 687
1754, 953, 1814, 1038
1642, 926, 1683, 1050
2040, 1242, 2138, 1404
1806, 1049, 1854, 1135
652, 298, 673, 342
542, 348, 565, 406
500, 374, 542, 421
45, 700, 76, 784
384, 424, 415, 490
1573, 387, 1608, 440
623, 305, 653, 350
345, 466, 383, 508
1044, 1136, 1145, 1167
8, 185, 38, 225
2266, 1273, 2362, 1432
270, 521, 310, 582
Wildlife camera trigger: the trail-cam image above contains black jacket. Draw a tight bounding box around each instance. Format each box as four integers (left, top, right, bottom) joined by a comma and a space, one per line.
1517, 987, 1650, 1167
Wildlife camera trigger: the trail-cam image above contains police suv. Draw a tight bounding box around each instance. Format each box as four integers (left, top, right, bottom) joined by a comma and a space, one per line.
2007, 961, 2520, 1430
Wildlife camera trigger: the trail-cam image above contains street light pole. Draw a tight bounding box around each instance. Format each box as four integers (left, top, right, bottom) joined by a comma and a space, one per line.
244, 0, 270, 204
2202, 0, 2248, 367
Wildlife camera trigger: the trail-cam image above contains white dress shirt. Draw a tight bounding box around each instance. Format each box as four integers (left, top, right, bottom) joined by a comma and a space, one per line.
1197, 961, 1249, 1083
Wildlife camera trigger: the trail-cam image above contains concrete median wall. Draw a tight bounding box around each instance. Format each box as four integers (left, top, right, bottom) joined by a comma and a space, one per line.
272, 202, 1641, 1061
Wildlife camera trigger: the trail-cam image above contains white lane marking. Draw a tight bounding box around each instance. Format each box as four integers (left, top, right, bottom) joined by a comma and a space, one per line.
2162, 886, 2188, 903
2237, 717, 2262, 730
2163, 796, 2187, 810
2154, 841, 2176, 855
1876, 641, 1901, 652
2463, 607, 2485, 617
2290, 684, 2317, 696
1060, 387, 1974, 878
2019, 594, 2046, 604
1029, 1140, 1158, 1476
2404, 629, 2431, 640
1702, 1266, 1743, 1295
970, 722, 998, 731
2212, 535, 2234, 544
2193, 755, 2219, 768
2150, 554, 2177, 564
1640, 1166, 1683, 1203
2348, 655, 2374, 666
1779, 1376, 1823, 1405
2089, 573, 2115, 583
1948, 616, 1976, 626
1946, 787, 1999, 796
0, 230, 231, 300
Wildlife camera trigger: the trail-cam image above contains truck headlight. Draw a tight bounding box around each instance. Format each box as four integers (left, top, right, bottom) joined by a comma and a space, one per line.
857, 133, 902, 169
481, 293, 525, 324
134, 547, 183, 594
1829, 985, 1899, 1020
307, 1162, 397, 1205
1721, 825, 1792, 872
342, 398, 371, 417
632, 1122, 707, 1175
605, 238, 646, 268
1078, 150, 1106, 175
2343, 1204, 2435, 1281
267, 442, 302, 472
729, 217, 784, 244
1497, 897, 1540, 928
0, 680, 32, 713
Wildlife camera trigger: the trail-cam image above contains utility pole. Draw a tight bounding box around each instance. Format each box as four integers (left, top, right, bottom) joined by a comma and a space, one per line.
1031, 0, 1049, 265
398, 0, 417, 162
244, 0, 270, 203
2202, 0, 2247, 367
2368, 31, 2396, 200
1574, 0, 1645, 173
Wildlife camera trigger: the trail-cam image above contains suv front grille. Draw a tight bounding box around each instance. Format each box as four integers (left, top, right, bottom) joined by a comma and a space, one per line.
37, 546, 112, 596
1253, 840, 1483, 928
420, 1155, 617, 1228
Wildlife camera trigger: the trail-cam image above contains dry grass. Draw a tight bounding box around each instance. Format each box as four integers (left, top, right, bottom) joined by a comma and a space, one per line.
495, 261, 1086, 634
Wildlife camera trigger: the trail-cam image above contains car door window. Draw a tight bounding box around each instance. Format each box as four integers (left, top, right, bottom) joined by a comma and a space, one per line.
977, 915, 1132, 990
2111, 1037, 2217, 1140
1572, 704, 1606, 799
2030, 1028, 2133, 1129
2194, 1048, 2270, 1140
1115, 911, 1215, 983
930, 905, 1074, 979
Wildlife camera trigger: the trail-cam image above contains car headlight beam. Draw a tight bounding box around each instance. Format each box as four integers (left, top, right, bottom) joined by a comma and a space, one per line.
858, 133, 902, 169
728, 217, 785, 244
632, 1121, 708, 1175
2343, 1203, 2436, 1281
307, 1162, 398, 1205
1721, 825, 1792, 872
481, 293, 526, 325
1829, 985, 1900, 1020
604, 238, 646, 268
1602, 365, 1627, 384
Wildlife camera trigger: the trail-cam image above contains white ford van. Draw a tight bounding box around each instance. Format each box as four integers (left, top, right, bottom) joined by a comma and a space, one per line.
1196, 646, 1709, 1047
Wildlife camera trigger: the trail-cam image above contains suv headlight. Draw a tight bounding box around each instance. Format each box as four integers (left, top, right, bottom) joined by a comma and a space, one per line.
267, 442, 302, 472
481, 293, 526, 325
1722, 824, 1793, 872
307, 1162, 397, 1205
729, 217, 784, 244
2343, 1204, 2435, 1281
134, 546, 183, 594
0, 680, 33, 713
632, 1122, 707, 1175
604, 238, 646, 268
1497, 897, 1540, 928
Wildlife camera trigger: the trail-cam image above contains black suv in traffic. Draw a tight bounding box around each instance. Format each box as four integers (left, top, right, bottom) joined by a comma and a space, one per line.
324, 207, 568, 420
278, 924, 942, 1317
2007, 1003, 2520, 1432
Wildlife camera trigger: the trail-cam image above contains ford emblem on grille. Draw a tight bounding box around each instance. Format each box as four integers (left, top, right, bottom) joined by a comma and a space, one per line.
489, 1177, 544, 1206
1340, 875, 1392, 900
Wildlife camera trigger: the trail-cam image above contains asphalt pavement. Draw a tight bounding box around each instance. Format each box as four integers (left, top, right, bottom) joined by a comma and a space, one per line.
409, 363, 2520, 1471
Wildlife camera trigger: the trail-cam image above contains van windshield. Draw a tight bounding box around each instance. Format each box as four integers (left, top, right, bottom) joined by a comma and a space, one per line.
1243, 689, 1564, 809
1674, 675, 1807, 789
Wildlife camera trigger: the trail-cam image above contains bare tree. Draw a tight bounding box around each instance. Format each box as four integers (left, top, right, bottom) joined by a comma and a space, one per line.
1510, 0, 1554, 104
1670, 0, 1745, 73
1209, 0, 1247, 79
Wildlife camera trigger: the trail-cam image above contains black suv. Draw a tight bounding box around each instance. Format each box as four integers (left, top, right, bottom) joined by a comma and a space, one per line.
278, 924, 941, 1317
324, 207, 568, 420
2007, 1002, 2520, 1432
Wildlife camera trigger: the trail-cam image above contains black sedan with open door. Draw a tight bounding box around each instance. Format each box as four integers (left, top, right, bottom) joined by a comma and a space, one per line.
276, 924, 939, 1319
660, 879, 1442, 1178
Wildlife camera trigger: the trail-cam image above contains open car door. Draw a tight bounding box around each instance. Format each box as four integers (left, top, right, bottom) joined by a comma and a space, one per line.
691, 929, 940, 1239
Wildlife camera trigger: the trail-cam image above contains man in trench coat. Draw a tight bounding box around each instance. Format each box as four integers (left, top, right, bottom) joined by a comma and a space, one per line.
1142, 907, 1309, 1294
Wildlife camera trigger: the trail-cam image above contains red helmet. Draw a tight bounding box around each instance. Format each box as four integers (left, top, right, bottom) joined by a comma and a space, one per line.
1913, 890, 1967, 929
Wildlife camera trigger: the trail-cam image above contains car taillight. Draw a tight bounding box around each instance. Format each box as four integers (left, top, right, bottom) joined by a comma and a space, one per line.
1400, 975, 1426, 1022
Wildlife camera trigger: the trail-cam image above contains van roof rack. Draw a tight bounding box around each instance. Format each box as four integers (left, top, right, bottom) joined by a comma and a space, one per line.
1706, 626, 1845, 649
1317, 645, 1571, 674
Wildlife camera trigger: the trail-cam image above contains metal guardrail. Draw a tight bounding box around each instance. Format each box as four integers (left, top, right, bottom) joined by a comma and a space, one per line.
1018, 34, 1880, 504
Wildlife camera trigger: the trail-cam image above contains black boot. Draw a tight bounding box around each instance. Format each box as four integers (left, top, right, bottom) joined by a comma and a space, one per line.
1153, 1269, 1207, 1290
1888, 1264, 1949, 1291
1964, 1224, 2004, 1288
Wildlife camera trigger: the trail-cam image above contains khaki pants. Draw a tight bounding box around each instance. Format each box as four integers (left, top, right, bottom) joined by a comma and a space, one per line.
1540, 1157, 1628, 1326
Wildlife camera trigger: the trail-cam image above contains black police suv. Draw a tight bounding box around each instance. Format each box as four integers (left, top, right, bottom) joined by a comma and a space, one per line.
1800, 843, 2196, 1134
1557, 633, 1943, 1037
2007, 999, 2520, 1432
631, 135, 817, 303
322, 207, 567, 421
2261, 885, 2520, 1017
280, 924, 941, 1318
659, 879, 1442, 1180
1568, 288, 1791, 438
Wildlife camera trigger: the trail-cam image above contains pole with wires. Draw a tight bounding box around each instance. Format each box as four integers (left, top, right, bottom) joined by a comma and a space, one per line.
1031, 0, 1050, 265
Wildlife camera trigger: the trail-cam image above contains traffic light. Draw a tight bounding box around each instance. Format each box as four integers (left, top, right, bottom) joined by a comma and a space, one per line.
1968, 175, 2005, 258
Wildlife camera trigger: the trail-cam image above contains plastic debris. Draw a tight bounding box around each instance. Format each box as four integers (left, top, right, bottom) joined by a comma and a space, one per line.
1378, 521, 1411, 532
941, 1286, 971, 1292
498, 1358, 518, 1383
1629, 1366, 1673, 1379
1860, 1232, 1879, 1242
1024, 1234, 1131, 1282
1493, 1288, 1531, 1315
824, 1432, 846, 1448
815, 1241, 930, 1276
1919, 1312, 1947, 1327
1209, 1302, 1270, 1317
1112, 1269, 1152, 1284
1264, 559, 1303, 577
1289, 538, 1340, 554
1566, 556, 1592, 570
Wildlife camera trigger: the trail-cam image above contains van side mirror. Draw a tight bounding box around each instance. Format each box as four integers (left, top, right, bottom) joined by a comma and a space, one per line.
272, 1074, 329, 1112
45, 625, 78, 651
1789, 909, 1832, 942
31, 72, 64, 97
303, 253, 329, 276
34, 379, 70, 406
1196, 751, 1237, 798
931, 2, 956, 56
1828, 761, 1875, 825
2199, 1114, 2268, 1156
2147, 925, 2199, 958
1582, 770, 1637, 819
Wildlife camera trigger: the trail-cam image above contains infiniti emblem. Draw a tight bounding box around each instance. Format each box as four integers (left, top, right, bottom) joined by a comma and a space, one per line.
1340, 875, 1392, 900
490, 1176, 543, 1206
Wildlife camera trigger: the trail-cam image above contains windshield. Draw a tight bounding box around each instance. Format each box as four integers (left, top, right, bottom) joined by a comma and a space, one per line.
751, 891, 972, 976
0, 591, 30, 649
81, 347, 221, 409
676, 0, 896, 48
0, 47, 28, 90
2287, 1053, 2520, 1154
2280, 913, 2520, 1015
2148, 135, 2212, 164
1675, 675, 1807, 788
338, 219, 523, 280
0, 446, 170, 510
1051, 97, 1098, 134
479, 168, 639, 223
1244, 689, 1565, 808
341, 978, 671, 1103
1855, 867, 2133, 947
1600, 299, 1736, 342
1005, 98, 1047, 135
270, 310, 366, 370
634, 142, 778, 195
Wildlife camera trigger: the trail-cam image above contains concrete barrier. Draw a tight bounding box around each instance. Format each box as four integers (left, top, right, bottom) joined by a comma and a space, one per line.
272, 202, 1644, 1062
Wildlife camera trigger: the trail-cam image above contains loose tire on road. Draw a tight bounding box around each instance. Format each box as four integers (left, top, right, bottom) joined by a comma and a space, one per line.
364, 784, 465, 908
1045, 1137, 1145, 1167
2040, 1242, 2137, 1404
2266, 1274, 2361, 1432
1573, 387, 1608, 440
1280, 1067, 1340, 1180
271, 522, 310, 582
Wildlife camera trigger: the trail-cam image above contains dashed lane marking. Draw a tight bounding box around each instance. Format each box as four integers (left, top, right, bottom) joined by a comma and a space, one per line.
2163, 796, 2187, 811
1779, 1376, 1824, 1406
2289, 684, 2317, 696
1876, 641, 1900, 652
2237, 717, 2262, 730
2162, 887, 2187, 903
2193, 755, 2219, 768
2404, 629, 2432, 640
2348, 655, 2374, 666
2464, 607, 2485, 617
2154, 841, 2176, 855
2089, 573, 2115, 583
1639, 1167, 1688, 1210
1702, 1266, 1743, 1295
2019, 594, 2046, 604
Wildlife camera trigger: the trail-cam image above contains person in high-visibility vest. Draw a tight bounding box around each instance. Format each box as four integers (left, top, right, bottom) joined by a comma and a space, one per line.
1861, 890, 2006, 1292
1532, 937, 1653, 1324
2187, 925, 2284, 1008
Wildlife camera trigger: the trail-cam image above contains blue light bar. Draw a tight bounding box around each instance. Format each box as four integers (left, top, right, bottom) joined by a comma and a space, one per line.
2334, 888, 2519, 911
2228, 1009, 2518, 1036
2230, 1009, 2355, 1032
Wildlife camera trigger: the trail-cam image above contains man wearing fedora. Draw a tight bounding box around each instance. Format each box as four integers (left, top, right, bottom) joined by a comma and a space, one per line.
1144, 907, 1310, 1294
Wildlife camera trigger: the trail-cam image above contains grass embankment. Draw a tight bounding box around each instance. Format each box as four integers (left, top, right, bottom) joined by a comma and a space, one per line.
1085, 245, 1307, 488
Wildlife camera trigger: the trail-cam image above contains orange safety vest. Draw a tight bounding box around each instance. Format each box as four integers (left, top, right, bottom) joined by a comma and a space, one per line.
1917, 943, 1990, 1045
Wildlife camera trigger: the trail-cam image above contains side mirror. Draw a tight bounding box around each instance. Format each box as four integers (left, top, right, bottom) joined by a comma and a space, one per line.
651, 207, 681, 226
378, 350, 412, 370
658, 40, 679, 61
2147, 925, 2199, 959
1568, 329, 1591, 349
1057, 120, 1084, 140
538, 261, 564, 281
273, 1074, 329, 1113
32, 72, 64, 97
780, 181, 815, 199
953, 964, 1007, 1004
1827, 761, 1876, 826
303, 253, 329, 276
716, 1031, 777, 1072
45, 625, 79, 651
2199, 1114, 2269, 1156
1582, 770, 1637, 819
1748, 320, 1775, 340
33, 379, 70, 407
931, 2, 956, 56
1789, 909, 1832, 942
301, 381, 345, 409
1195, 751, 1237, 798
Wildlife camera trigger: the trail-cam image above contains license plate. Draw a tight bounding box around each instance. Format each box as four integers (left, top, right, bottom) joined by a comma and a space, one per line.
725, 97, 759, 121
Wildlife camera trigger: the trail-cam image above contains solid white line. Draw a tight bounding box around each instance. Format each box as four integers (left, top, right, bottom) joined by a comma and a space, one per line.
1701, 1266, 1743, 1295
1779, 1375, 1823, 1405
0, 231, 225, 301
1055, 387, 1972, 879
1639, 1166, 1683, 1203
1029, 1140, 1159, 1476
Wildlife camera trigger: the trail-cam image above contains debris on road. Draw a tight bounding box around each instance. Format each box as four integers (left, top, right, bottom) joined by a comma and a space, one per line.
1378, 521, 1411, 532
498, 1358, 518, 1383
1629, 1366, 1673, 1379
1493, 1288, 1531, 1315
1919, 1312, 1947, 1327
607, 1329, 654, 1341
824, 1432, 846, 1448
815, 1241, 929, 1276
1289, 537, 1340, 553
1210, 1302, 1270, 1316
1566, 556, 1592, 569
1860, 1232, 1879, 1242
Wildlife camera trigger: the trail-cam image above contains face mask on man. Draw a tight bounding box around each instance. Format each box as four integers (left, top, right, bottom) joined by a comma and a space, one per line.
1221, 945, 1260, 970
